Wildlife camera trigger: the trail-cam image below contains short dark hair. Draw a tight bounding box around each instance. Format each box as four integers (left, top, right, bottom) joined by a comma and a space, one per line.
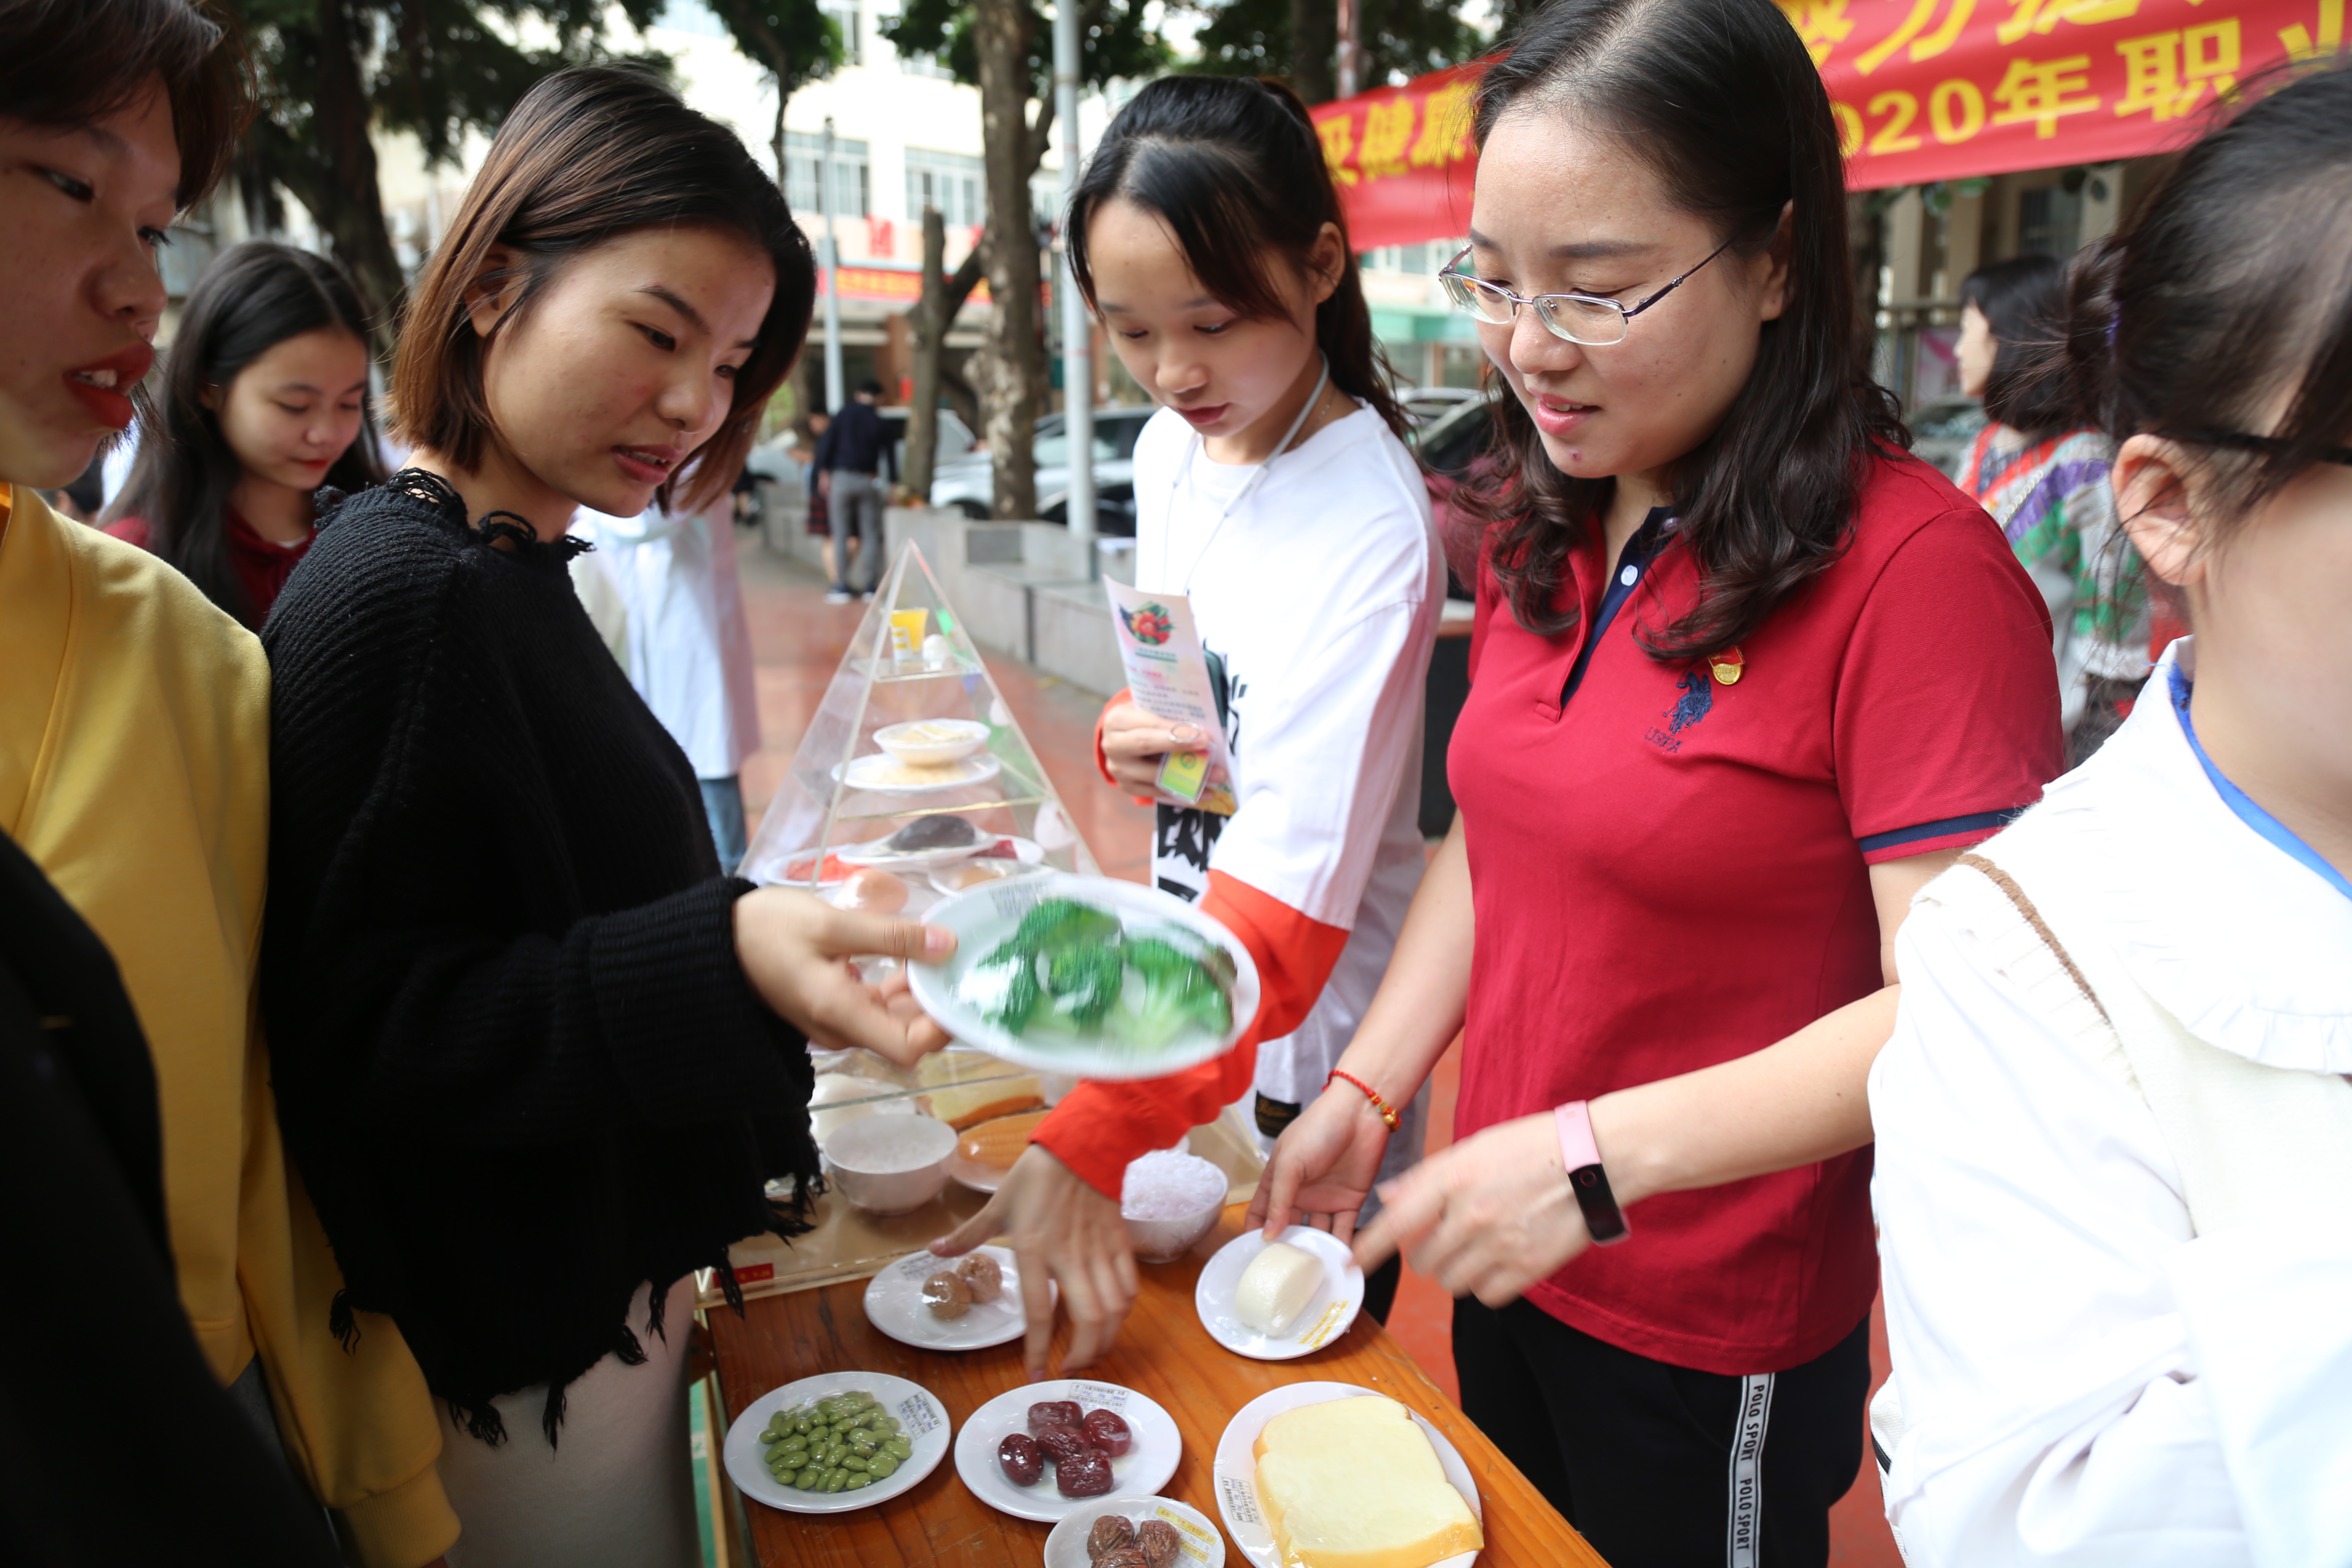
2067, 60, 2352, 548
104, 243, 386, 628
0, 0, 251, 208
1067, 74, 1409, 441
391, 66, 813, 514
1960, 254, 2074, 438
855, 377, 885, 398
1453, 0, 1907, 654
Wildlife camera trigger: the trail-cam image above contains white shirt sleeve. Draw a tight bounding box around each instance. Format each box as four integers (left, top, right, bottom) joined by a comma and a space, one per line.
1871, 901, 2273, 1567
1205, 591, 1434, 928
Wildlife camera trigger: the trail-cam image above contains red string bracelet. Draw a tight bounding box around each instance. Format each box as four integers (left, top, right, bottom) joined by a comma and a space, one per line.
1326, 1070, 1400, 1131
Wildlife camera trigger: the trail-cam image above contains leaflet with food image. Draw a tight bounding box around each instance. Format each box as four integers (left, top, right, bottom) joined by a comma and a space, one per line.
1103, 579, 1237, 815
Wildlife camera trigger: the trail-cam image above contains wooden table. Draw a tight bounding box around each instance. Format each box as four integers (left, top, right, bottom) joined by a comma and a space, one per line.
705, 1206, 1606, 1567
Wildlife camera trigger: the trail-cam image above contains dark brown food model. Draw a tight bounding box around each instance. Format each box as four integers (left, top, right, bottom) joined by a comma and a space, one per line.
1080, 1408, 1133, 1457
1034, 1424, 1093, 1466
1055, 1448, 1115, 1498
1087, 1513, 1137, 1560
956, 1251, 1004, 1303
1094, 1549, 1148, 1568
921, 1270, 972, 1320
1027, 1399, 1083, 1434
889, 814, 981, 851
1134, 1518, 1182, 1568
996, 1432, 1044, 1488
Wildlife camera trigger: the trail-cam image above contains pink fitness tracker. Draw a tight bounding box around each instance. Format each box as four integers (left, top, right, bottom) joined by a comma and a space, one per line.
1554, 1100, 1630, 1246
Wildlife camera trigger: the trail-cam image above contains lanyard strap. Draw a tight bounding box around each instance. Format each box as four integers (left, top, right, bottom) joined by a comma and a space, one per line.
1164, 355, 1332, 593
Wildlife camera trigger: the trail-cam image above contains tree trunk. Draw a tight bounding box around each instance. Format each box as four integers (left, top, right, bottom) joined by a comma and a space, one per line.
308, 0, 405, 356
906, 207, 989, 505
972, 0, 1044, 521
1288, 0, 1337, 104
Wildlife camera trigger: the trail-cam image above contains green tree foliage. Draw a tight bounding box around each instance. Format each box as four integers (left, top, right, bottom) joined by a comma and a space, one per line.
1181, 0, 1485, 104
704, 0, 847, 173
227, 0, 680, 351
879, 0, 1165, 114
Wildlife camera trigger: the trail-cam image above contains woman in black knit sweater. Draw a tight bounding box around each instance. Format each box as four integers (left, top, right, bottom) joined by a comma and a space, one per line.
258, 68, 954, 1568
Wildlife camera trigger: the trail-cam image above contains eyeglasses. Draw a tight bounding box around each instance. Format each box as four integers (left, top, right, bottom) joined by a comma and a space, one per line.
1436, 239, 1735, 346
2179, 428, 2352, 468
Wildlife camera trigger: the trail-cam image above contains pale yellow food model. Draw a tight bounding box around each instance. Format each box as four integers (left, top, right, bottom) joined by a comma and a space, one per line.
1252, 1395, 1483, 1568
1234, 1241, 1324, 1336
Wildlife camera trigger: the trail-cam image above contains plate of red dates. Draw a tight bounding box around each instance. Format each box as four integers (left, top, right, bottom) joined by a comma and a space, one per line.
951, 1380, 1181, 1523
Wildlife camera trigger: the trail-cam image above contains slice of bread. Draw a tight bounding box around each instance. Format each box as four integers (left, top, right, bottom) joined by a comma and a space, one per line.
1252, 1394, 1484, 1568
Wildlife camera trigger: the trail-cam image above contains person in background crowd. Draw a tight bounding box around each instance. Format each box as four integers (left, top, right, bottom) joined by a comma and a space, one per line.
930, 73, 1442, 1370
101, 241, 385, 628
43, 453, 104, 521
257, 67, 956, 1568
1871, 60, 2352, 1567
796, 405, 834, 561
1251, 2, 2062, 1563
0, 0, 458, 1563
572, 488, 764, 872
1957, 255, 2145, 761
814, 377, 893, 601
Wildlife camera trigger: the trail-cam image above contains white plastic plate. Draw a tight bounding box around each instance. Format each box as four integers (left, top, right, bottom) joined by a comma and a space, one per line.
861, 1245, 1055, 1353
834, 752, 1002, 796
1044, 1495, 1228, 1568
1212, 1382, 1482, 1568
906, 873, 1262, 1082
1194, 1226, 1364, 1360
723, 1371, 950, 1514
952, 1378, 1181, 1523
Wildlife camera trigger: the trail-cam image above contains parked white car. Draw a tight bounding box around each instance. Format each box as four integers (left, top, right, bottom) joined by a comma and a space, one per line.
928, 406, 1155, 533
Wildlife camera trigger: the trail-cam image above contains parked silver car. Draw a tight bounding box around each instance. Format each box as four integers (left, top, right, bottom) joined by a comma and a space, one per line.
928, 406, 1155, 533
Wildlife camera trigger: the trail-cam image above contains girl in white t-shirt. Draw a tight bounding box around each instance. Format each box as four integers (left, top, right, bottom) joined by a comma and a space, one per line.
932, 74, 1443, 1379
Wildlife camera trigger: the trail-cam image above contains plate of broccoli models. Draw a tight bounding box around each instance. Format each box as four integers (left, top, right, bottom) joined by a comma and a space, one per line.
907, 874, 1261, 1081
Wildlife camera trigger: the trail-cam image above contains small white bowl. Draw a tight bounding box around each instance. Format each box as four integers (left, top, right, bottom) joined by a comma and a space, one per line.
822, 1114, 957, 1216
874, 719, 990, 768
1122, 1151, 1229, 1264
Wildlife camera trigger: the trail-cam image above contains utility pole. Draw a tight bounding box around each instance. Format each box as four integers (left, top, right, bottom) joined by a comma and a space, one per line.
1053, 0, 1096, 567
819, 117, 845, 413
1335, 0, 1362, 99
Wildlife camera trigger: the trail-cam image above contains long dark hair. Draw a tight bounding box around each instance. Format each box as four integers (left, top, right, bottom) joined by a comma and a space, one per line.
2065, 61, 2352, 550
1961, 254, 2074, 438
1066, 74, 1409, 440
103, 242, 385, 628
392, 66, 812, 514
1455, 0, 1907, 652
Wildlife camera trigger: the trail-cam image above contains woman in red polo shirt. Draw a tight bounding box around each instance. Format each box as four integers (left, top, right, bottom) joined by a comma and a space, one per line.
103, 242, 383, 628
1250, 1, 2060, 1563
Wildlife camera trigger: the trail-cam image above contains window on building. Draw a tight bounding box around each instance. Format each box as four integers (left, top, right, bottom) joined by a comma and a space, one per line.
901, 49, 955, 78
2017, 184, 2082, 259
906, 149, 984, 229
1031, 174, 1062, 236
821, 1, 862, 67
784, 131, 870, 218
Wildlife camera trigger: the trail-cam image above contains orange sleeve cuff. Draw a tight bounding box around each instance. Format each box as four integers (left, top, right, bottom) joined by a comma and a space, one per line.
1028, 871, 1351, 1200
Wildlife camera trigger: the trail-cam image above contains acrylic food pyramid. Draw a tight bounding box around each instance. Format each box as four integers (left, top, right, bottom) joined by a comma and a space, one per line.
738, 542, 1102, 900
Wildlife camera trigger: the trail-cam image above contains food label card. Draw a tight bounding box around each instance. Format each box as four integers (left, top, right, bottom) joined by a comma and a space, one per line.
1104, 580, 1237, 815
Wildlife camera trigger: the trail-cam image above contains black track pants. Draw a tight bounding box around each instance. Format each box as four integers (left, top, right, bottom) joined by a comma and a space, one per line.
1453, 1296, 1870, 1568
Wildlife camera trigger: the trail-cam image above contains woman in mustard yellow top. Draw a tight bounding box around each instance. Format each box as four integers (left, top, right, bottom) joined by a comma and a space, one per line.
0, 2, 456, 1562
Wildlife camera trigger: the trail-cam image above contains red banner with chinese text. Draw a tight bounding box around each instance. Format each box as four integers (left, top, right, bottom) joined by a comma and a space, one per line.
1306, 62, 1484, 250
1309, 0, 2341, 244
1798, 0, 2335, 185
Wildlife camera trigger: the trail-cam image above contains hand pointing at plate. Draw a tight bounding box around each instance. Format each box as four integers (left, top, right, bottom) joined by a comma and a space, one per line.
930, 1145, 1139, 1382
